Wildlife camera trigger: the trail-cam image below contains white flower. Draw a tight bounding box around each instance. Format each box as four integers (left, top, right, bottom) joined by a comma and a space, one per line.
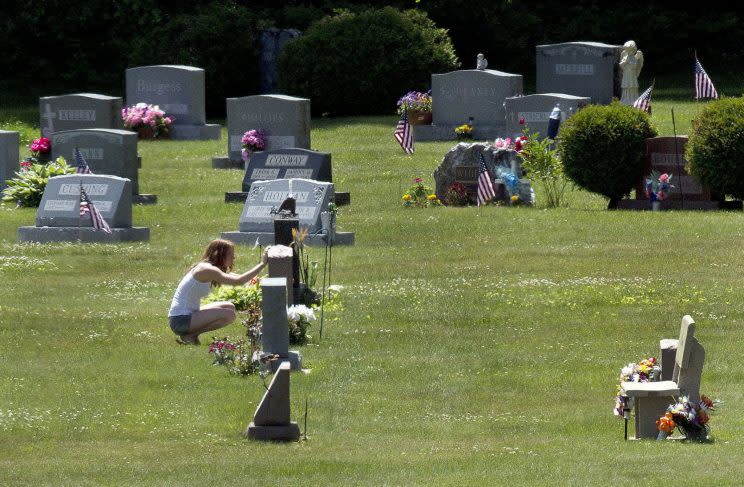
287, 304, 316, 323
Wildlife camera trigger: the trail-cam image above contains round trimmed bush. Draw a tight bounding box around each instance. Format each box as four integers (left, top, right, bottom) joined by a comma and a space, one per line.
686, 97, 744, 199
558, 102, 657, 208
278, 7, 459, 116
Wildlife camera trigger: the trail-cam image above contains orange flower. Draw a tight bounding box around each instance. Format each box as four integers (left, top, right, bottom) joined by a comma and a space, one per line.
701, 395, 714, 409
656, 412, 676, 434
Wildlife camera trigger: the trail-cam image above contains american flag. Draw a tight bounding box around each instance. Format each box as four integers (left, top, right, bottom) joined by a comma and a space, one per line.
633, 85, 653, 113
695, 58, 718, 99
477, 153, 495, 206
80, 188, 112, 233
75, 147, 92, 174
394, 111, 414, 154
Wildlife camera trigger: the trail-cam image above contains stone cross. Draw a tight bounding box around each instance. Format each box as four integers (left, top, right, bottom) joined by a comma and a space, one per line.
41, 103, 56, 138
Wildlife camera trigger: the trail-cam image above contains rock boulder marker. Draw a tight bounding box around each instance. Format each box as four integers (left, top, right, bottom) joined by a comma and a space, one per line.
125, 65, 220, 140
51, 129, 156, 204
17, 174, 149, 243
212, 94, 311, 169
536, 42, 622, 104
221, 178, 355, 246
245, 361, 301, 441
0, 130, 20, 191
39, 93, 124, 138
414, 69, 523, 141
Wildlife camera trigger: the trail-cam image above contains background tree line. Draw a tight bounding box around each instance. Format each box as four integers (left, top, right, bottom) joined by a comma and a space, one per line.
0, 0, 740, 115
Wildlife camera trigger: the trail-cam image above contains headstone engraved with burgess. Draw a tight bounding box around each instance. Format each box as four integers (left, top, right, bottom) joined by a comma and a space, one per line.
50, 129, 156, 204
17, 174, 149, 242
242, 149, 331, 192
125, 65, 220, 140
39, 93, 124, 138
536, 42, 622, 104
504, 93, 590, 138
212, 94, 311, 168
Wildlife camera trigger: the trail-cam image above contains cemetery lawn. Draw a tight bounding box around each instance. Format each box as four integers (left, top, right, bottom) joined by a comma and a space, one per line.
3, 101, 744, 485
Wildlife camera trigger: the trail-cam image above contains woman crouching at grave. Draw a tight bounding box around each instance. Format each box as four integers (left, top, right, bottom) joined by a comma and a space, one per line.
168, 239, 268, 345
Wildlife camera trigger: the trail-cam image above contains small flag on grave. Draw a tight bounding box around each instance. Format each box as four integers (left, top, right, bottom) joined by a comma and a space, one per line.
477, 153, 495, 207
695, 57, 718, 100
80, 188, 111, 233
633, 85, 653, 113
75, 147, 92, 174
394, 111, 414, 154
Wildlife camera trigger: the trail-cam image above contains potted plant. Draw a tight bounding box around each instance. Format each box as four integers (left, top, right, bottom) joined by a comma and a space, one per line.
396, 91, 432, 125
121, 103, 174, 139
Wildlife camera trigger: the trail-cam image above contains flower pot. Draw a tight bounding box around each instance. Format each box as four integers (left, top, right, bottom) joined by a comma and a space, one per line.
136, 127, 169, 140
408, 110, 432, 125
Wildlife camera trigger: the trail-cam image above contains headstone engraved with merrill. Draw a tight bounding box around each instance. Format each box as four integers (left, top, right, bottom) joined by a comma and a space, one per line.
50, 129, 156, 204
125, 65, 220, 140
212, 94, 311, 169
221, 178, 354, 246
415, 69, 523, 141
39, 93, 124, 138
18, 174, 149, 242
536, 42, 622, 104
1, 130, 20, 191
504, 93, 590, 138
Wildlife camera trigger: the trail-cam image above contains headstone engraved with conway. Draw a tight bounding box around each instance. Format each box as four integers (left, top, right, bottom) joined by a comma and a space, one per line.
536, 42, 622, 104
504, 93, 590, 139
414, 69, 523, 141
212, 94, 311, 169
50, 129, 156, 204
125, 65, 220, 140
221, 178, 354, 246
17, 174, 150, 242
39, 93, 124, 138
0, 130, 20, 191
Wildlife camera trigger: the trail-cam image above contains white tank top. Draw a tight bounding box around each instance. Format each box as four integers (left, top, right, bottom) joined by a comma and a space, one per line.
168, 271, 212, 316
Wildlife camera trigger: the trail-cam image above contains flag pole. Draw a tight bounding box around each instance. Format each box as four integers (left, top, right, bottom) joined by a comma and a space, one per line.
671, 108, 685, 209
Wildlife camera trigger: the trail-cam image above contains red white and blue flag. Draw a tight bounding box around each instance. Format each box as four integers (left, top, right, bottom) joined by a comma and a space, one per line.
695, 58, 718, 100
394, 111, 414, 154
633, 85, 653, 113
75, 147, 92, 174
477, 153, 495, 206
80, 188, 111, 233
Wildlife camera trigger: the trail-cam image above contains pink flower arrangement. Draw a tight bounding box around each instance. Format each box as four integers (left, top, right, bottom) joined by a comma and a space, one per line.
493, 135, 528, 152
20, 160, 32, 172
514, 135, 528, 152
121, 103, 174, 138
29, 137, 51, 155
241, 129, 266, 161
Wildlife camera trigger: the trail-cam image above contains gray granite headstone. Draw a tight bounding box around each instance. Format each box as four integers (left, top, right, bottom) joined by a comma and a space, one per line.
1, 130, 20, 191
228, 95, 310, 159
504, 93, 590, 138
239, 179, 333, 234
261, 277, 301, 371
34, 174, 132, 228
432, 69, 523, 127
536, 42, 622, 104
39, 93, 124, 138
242, 148, 331, 192
51, 129, 140, 194
246, 361, 300, 441
125, 65, 220, 140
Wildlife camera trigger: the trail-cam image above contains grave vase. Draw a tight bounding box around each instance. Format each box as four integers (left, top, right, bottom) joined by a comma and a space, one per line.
137, 126, 155, 139
408, 110, 432, 125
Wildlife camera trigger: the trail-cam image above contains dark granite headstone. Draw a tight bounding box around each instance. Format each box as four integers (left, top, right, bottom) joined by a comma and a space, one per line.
1, 130, 20, 191
259, 28, 302, 94
241, 148, 331, 192
536, 42, 622, 104
39, 93, 124, 138
638, 136, 709, 201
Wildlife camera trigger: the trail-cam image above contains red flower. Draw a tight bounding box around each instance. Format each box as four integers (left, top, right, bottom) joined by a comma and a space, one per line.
519, 116, 525, 125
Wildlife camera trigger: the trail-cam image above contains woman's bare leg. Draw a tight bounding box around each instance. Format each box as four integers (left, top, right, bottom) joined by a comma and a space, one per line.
181, 302, 236, 343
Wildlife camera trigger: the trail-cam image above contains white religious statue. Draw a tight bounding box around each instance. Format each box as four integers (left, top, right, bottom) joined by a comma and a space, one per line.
476, 53, 488, 70
619, 40, 644, 105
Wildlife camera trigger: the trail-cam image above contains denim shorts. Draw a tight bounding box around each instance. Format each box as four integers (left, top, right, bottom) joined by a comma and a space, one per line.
169, 314, 192, 336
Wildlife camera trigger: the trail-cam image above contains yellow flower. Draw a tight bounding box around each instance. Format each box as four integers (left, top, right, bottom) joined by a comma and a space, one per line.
427, 194, 437, 200
511, 195, 519, 203
402, 194, 412, 201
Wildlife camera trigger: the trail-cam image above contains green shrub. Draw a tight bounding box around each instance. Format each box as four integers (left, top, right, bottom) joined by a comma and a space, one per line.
686, 97, 744, 199
278, 7, 459, 116
519, 132, 569, 208
2, 157, 74, 208
558, 102, 657, 208
202, 283, 262, 312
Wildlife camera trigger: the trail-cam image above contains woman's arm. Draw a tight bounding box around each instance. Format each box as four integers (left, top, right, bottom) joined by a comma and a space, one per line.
193, 250, 268, 286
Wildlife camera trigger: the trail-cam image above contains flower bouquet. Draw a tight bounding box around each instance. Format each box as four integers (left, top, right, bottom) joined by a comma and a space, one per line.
396, 91, 432, 124
443, 181, 469, 206
121, 103, 173, 139
656, 394, 717, 441
645, 171, 673, 208
29, 137, 52, 163
455, 123, 473, 140
241, 129, 266, 162
287, 304, 316, 345
402, 177, 441, 207
613, 356, 659, 417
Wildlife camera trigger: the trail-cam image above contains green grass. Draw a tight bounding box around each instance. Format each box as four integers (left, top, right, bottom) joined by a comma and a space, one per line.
2, 94, 744, 485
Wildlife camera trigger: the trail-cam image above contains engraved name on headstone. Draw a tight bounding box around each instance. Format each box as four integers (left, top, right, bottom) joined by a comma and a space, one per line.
242, 148, 331, 192
39, 93, 124, 137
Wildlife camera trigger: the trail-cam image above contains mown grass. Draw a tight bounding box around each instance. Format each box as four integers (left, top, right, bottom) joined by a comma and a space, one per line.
2, 91, 744, 485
